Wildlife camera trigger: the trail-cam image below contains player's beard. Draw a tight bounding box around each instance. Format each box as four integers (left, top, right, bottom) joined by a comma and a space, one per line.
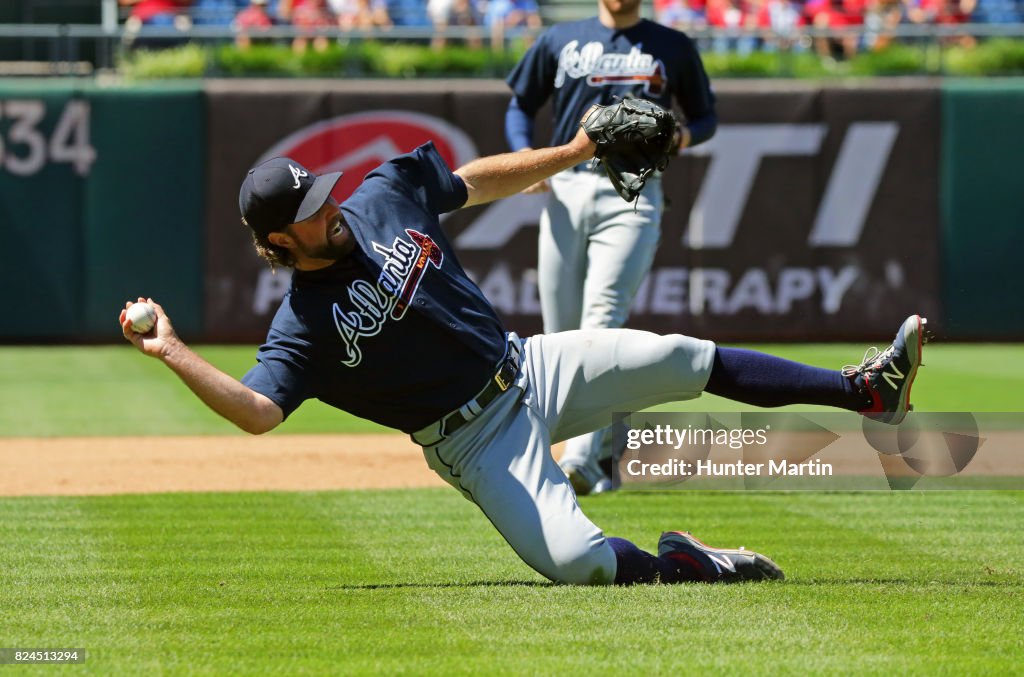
299, 214, 356, 261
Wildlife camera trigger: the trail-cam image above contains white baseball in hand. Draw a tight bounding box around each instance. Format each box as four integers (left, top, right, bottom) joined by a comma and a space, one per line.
127, 302, 157, 334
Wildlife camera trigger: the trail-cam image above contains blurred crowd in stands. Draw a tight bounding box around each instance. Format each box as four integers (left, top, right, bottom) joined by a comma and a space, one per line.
655, 0, 1020, 57
119, 0, 542, 51
119, 0, 1023, 55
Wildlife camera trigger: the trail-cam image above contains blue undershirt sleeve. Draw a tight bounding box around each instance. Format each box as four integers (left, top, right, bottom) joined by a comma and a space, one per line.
686, 111, 718, 148
674, 35, 718, 149
505, 96, 536, 151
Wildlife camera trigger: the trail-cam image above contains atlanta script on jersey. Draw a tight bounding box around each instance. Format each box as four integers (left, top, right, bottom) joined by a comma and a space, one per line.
507, 17, 715, 148
556, 41, 668, 96
333, 229, 444, 367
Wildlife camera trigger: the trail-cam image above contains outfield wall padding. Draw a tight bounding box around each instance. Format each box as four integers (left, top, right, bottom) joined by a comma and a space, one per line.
0, 82, 205, 340
0, 86, 85, 338
941, 81, 1024, 339
2, 79, 1020, 342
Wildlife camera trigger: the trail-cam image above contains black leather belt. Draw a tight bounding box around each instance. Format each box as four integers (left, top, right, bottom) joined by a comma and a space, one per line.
411, 337, 522, 447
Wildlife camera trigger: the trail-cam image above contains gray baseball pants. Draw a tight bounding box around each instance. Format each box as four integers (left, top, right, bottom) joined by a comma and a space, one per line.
539, 167, 664, 477
418, 329, 715, 584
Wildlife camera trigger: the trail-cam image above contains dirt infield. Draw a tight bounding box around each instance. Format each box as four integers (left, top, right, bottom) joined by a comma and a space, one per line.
2, 430, 1020, 497
0, 435, 445, 497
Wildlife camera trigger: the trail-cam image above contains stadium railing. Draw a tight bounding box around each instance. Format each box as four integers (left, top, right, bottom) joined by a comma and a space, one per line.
0, 21, 1022, 76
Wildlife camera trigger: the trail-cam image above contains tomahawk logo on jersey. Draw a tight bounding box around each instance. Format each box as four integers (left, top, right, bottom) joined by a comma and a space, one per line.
374, 229, 444, 321
333, 229, 443, 367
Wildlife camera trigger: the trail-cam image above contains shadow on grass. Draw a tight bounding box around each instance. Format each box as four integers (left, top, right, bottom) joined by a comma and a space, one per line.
785, 578, 1016, 587
327, 580, 554, 591
328, 577, 1019, 590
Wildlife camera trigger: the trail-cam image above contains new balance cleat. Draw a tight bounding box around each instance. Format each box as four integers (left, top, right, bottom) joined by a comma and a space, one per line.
843, 314, 930, 425
658, 531, 785, 583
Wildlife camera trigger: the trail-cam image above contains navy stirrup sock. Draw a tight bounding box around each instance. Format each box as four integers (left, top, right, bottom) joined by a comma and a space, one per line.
608, 537, 703, 585
705, 347, 870, 411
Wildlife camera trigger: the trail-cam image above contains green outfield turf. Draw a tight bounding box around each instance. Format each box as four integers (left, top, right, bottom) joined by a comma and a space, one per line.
1, 343, 1023, 436
1, 489, 1021, 674
2, 344, 1022, 673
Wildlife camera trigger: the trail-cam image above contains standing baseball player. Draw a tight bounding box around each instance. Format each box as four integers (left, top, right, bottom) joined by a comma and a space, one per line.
120, 107, 927, 586
505, 0, 717, 495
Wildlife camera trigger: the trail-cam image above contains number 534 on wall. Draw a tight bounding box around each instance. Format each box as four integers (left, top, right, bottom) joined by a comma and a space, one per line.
0, 99, 96, 177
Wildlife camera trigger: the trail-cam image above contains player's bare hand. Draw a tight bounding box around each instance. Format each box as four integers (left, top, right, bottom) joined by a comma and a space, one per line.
571, 121, 598, 158
521, 179, 551, 194
119, 297, 180, 359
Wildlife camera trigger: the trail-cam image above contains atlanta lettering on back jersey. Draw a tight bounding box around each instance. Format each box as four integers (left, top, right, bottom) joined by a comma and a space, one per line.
555, 41, 667, 95
507, 17, 715, 148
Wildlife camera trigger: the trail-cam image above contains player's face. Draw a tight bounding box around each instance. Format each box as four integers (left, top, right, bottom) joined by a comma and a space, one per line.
600, 0, 642, 16
286, 198, 356, 265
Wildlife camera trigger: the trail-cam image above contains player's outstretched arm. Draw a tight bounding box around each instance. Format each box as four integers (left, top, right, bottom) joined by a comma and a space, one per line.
455, 124, 595, 208
119, 298, 284, 435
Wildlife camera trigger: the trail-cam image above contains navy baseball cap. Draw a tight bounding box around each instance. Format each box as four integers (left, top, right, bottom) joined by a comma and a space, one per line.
239, 157, 343, 237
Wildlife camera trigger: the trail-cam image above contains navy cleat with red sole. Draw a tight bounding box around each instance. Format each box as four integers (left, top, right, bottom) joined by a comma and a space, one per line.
658, 531, 785, 583
843, 314, 933, 425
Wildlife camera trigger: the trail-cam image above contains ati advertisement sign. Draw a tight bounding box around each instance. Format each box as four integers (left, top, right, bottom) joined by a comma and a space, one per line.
205, 86, 940, 341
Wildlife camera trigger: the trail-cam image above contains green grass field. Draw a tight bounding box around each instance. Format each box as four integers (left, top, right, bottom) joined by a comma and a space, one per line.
1, 344, 1022, 674
2, 343, 1024, 436
1, 491, 1021, 674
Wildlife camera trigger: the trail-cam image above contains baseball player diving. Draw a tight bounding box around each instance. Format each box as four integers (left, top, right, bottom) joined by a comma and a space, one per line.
119, 103, 927, 586
505, 0, 717, 495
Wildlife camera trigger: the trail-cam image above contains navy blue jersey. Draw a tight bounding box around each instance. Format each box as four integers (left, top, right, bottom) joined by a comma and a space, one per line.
241, 144, 507, 433
506, 17, 716, 148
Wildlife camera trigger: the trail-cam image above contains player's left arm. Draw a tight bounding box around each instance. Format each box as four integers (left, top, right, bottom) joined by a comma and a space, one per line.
455, 124, 596, 208
673, 36, 718, 150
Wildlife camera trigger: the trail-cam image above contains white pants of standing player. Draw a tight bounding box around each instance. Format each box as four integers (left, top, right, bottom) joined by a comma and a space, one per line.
419, 329, 715, 584
539, 168, 664, 480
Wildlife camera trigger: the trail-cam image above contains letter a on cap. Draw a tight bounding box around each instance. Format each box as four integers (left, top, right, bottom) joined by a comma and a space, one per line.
289, 164, 308, 189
